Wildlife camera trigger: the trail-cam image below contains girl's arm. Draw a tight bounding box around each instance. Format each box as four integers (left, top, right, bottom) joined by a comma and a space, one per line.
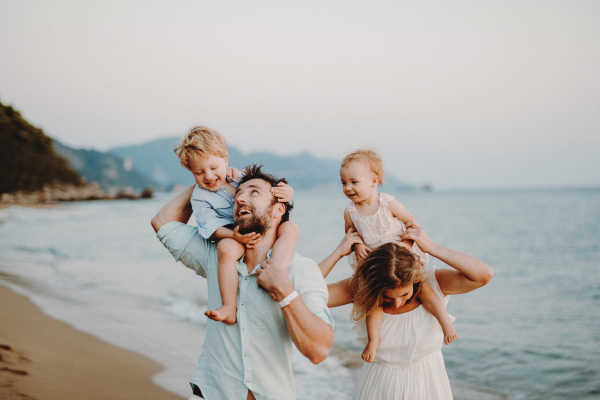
270, 221, 301, 268
387, 198, 417, 225
318, 227, 363, 278
401, 221, 493, 296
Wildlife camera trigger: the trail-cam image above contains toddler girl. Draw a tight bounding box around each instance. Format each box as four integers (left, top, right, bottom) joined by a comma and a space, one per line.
340, 149, 457, 362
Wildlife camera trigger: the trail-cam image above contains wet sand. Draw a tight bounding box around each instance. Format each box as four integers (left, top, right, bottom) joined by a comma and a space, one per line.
0, 284, 185, 400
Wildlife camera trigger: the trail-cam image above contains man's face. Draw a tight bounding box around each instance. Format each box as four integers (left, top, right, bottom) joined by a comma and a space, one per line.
233, 179, 278, 235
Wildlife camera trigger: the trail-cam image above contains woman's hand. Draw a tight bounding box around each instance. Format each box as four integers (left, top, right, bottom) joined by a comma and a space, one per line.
334, 227, 364, 258
271, 182, 294, 203
401, 221, 437, 255
232, 226, 261, 249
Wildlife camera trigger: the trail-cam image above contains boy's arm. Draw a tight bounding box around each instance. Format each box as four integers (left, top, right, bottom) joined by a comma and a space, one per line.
211, 225, 261, 248
387, 198, 417, 225
270, 221, 300, 267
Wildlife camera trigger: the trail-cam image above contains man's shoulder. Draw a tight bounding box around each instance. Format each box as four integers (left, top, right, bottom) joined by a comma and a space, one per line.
288, 253, 325, 283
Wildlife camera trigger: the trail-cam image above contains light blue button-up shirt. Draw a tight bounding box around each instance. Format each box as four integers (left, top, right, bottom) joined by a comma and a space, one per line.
157, 221, 333, 400
191, 174, 243, 239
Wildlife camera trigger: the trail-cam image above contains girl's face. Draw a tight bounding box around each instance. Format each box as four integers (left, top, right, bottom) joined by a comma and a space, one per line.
381, 283, 414, 309
340, 162, 378, 202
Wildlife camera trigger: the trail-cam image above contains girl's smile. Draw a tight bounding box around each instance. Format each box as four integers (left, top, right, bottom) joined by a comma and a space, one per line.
340, 161, 379, 205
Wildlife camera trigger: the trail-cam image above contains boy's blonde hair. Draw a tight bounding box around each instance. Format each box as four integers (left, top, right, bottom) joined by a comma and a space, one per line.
175, 126, 228, 170
341, 149, 385, 186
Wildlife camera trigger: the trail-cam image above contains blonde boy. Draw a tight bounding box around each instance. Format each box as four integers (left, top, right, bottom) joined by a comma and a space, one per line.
175, 126, 297, 324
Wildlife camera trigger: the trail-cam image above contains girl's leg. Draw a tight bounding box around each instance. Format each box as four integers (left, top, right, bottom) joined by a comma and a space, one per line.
362, 308, 383, 363
419, 280, 458, 344
205, 238, 245, 325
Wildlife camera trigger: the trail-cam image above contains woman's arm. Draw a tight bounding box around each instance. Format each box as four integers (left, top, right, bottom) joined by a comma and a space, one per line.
401, 221, 493, 296
151, 185, 195, 232
318, 227, 362, 278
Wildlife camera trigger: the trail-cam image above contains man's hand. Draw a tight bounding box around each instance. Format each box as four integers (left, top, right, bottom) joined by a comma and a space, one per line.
256, 258, 295, 301
354, 243, 371, 263
232, 226, 261, 249
271, 182, 293, 203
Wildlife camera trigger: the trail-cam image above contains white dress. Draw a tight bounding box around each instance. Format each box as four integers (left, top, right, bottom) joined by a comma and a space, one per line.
346, 193, 428, 270
352, 268, 454, 400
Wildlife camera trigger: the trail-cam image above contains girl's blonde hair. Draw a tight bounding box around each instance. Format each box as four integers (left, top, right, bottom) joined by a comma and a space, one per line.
341, 149, 385, 186
174, 126, 228, 170
350, 243, 426, 323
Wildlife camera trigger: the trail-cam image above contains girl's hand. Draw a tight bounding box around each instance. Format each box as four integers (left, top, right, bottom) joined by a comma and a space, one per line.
334, 227, 364, 258
401, 221, 437, 255
271, 182, 293, 203
227, 167, 240, 181
354, 243, 371, 263
232, 226, 261, 248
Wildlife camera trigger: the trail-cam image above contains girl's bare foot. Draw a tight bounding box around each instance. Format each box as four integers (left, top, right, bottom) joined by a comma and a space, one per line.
361, 338, 380, 363
441, 320, 458, 345
205, 305, 237, 325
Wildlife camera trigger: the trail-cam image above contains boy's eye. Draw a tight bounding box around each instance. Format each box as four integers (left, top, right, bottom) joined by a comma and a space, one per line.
211, 167, 217, 170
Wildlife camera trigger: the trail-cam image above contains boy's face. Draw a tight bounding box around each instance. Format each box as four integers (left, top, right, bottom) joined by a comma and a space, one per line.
188, 153, 228, 192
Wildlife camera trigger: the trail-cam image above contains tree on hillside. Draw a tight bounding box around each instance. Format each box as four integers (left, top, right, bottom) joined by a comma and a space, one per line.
0, 102, 82, 194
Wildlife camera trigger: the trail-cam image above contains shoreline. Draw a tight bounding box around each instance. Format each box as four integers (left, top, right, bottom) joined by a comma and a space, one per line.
0, 283, 185, 400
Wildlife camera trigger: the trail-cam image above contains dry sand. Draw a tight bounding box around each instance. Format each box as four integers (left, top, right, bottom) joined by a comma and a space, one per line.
0, 284, 185, 400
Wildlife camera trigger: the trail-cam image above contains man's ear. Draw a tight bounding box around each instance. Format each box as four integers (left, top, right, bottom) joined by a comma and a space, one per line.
271, 202, 286, 219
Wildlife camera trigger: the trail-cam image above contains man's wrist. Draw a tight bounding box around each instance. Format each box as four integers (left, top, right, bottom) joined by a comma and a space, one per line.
273, 282, 296, 302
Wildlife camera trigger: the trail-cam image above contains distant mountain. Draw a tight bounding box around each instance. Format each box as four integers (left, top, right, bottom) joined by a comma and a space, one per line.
53, 140, 158, 192
0, 102, 82, 194
109, 137, 408, 190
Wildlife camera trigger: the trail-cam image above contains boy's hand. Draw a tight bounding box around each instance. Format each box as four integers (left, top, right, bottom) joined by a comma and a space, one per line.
271, 182, 293, 203
232, 226, 261, 248
354, 243, 371, 263
227, 167, 240, 181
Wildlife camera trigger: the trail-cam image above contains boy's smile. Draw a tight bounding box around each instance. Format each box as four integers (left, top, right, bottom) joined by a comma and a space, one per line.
188, 154, 228, 192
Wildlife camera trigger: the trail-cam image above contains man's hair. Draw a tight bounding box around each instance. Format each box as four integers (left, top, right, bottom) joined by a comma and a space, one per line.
341, 148, 385, 187
238, 164, 294, 222
174, 126, 228, 170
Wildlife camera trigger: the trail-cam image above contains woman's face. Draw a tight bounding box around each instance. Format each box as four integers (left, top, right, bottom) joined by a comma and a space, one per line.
381, 283, 414, 309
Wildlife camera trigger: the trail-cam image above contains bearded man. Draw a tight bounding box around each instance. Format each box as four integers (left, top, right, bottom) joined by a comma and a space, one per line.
151, 164, 334, 400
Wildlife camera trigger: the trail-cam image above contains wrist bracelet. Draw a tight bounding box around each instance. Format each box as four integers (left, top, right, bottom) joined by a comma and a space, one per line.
279, 290, 299, 308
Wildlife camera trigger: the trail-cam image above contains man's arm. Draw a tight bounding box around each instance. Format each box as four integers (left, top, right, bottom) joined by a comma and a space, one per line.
256, 259, 334, 364
151, 185, 195, 232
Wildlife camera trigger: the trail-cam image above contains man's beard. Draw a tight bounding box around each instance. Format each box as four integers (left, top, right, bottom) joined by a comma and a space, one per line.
235, 204, 273, 235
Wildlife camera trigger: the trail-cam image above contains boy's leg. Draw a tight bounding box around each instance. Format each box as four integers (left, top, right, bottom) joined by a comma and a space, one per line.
362, 308, 383, 363
419, 280, 458, 344
205, 239, 245, 325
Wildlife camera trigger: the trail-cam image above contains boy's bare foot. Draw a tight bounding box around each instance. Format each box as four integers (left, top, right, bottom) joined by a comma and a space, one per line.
361, 338, 380, 363
441, 320, 458, 345
205, 305, 237, 325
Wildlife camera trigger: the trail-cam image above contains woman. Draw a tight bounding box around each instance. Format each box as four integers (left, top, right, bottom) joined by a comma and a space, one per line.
320, 221, 493, 399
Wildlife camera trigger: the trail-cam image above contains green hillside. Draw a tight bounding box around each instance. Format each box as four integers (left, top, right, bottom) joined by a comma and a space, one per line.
0, 102, 82, 194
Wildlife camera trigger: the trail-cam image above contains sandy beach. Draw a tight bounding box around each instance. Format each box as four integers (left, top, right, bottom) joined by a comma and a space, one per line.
0, 284, 185, 400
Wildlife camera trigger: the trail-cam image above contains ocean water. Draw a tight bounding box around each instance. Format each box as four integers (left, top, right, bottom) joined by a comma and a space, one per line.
0, 188, 598, 399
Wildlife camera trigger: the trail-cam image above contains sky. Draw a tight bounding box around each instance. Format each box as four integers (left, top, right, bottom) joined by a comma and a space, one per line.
1, 1, 599, 189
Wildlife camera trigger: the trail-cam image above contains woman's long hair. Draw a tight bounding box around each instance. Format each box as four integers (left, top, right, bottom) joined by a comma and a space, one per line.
350, 243, 426, 323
